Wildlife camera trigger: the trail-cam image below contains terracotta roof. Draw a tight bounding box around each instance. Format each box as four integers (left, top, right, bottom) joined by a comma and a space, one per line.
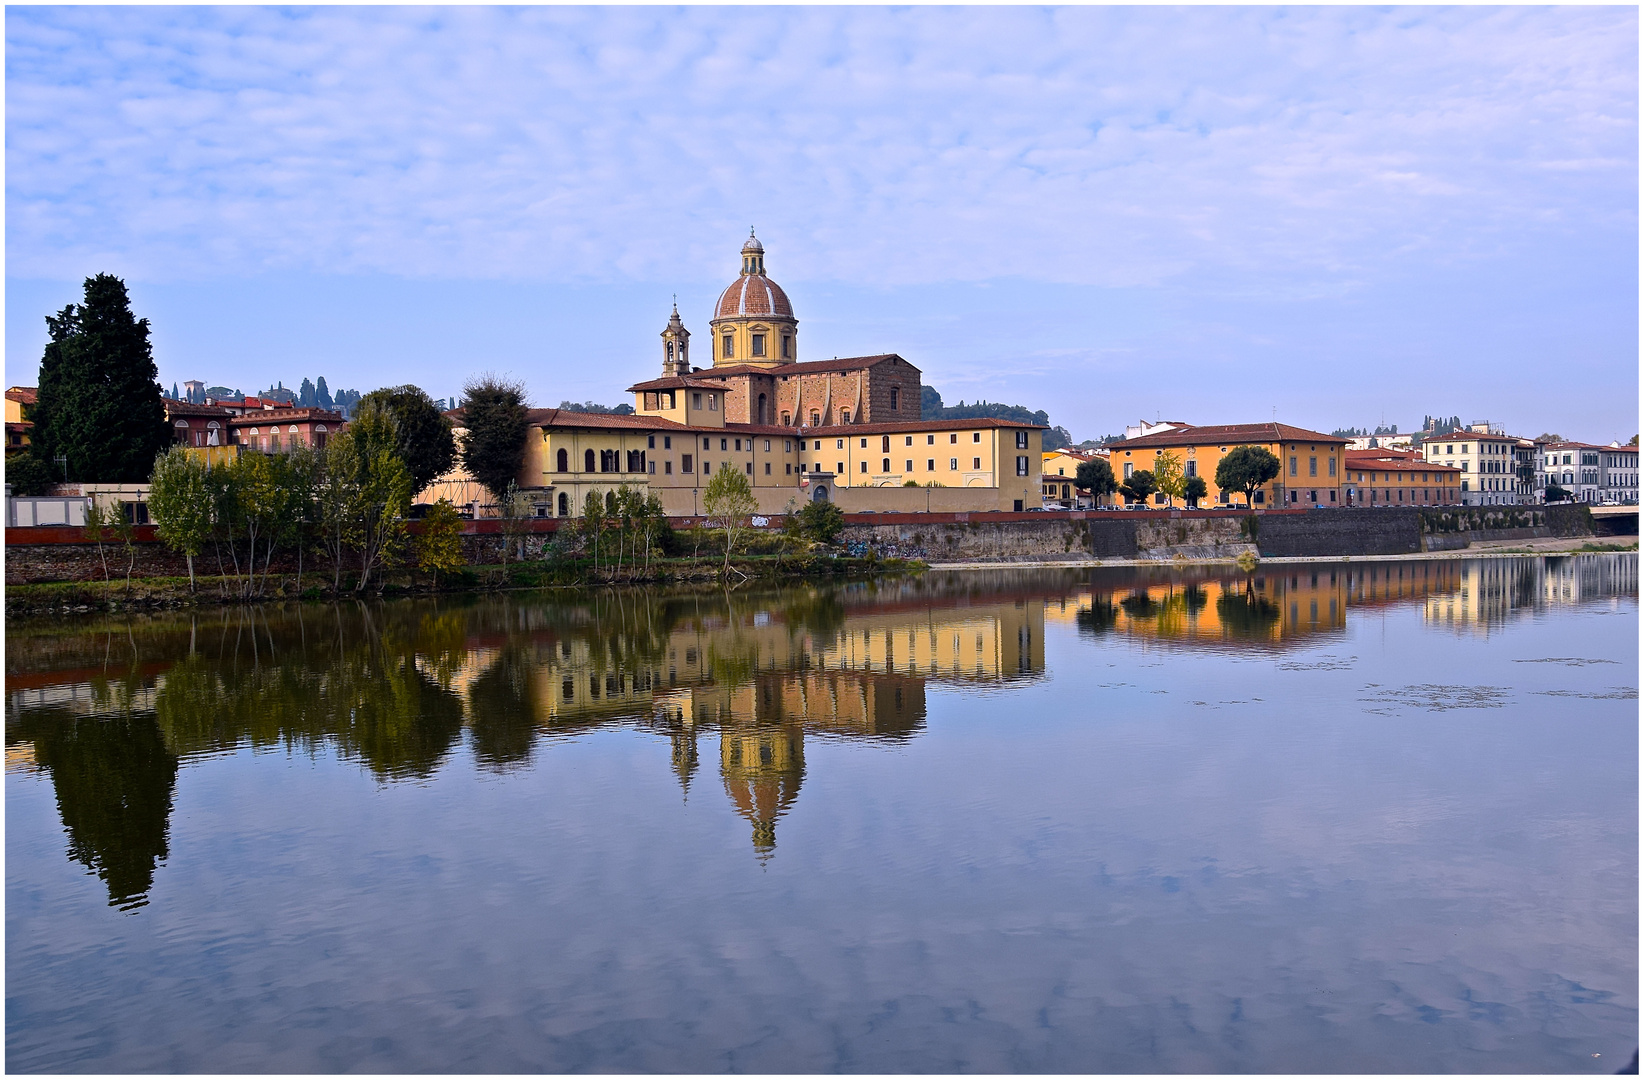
532, 409, 682, 432
1346, 450, 1458, 473
713, 273, 793, 320
807, 417, 1043, 436
626, 376, 730, 393
701, 354, 914, 379
1540, 440, 1629, 452
1115, 422, 1349, 449
6, 387, 38, 405
163, 398, 234, 419
227, 406, 344, 425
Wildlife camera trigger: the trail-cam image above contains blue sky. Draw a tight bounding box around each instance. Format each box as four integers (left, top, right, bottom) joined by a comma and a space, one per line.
6, 6, 1638, 442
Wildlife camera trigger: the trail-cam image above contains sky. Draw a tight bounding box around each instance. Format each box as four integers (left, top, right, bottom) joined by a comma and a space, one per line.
5, 6, 1638, 443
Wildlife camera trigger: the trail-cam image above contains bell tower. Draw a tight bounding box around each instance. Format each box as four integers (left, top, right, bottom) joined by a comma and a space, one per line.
661, 301, 691, 377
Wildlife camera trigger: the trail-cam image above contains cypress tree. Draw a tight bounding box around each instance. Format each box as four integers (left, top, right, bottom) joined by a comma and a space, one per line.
31, 274, 170, 483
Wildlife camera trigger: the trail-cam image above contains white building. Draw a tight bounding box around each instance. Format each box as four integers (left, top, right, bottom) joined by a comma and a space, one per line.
1538, 441, 1639, 504
1420, 422, 1527, 506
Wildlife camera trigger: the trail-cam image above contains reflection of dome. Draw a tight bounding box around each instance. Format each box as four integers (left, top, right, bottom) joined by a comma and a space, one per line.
720, 724, 804, 860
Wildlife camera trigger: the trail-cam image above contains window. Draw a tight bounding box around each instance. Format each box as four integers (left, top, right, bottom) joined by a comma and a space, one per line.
890, 387, 900, 410
682, 455, 693, 473
926, 434, 935, 445
972, 432, 981, 443
905, 459, 913, 471
704, 437, 711, 449
882, 458, 891, 473
764, 439, 771, 451
746, 462, 753, 474
664, 436, 672, 450
558, 492, 569, 516
950, 458, 958, 470
647, 435, 655, 449
861, 438, 868, 448
783, 440, 792, 451
731, 438, 738, 450
950, 434, 958, 444
1124, 463, 1134, 478
973, 457, 981, 469
1185, 460, 1196, 477
665, 460, 672, 475
814, 440, 822, 450
782, 336, 792, 359
927, 458, 935, 471
1016, 456, 1030, 476
556, 449, 569, 472
882, 436, 891, 452
709, 395, 717, 412
751, 333, 766, 357
1309, 456, 1317, 477
836, 461, 844, 474
1016, 431, 1029, 449
1289, 456, 1298, 476
811, 411, 820, 426
722, 335, 733, 358
840, 411, 850, 424
585, 449, 596, 472
861, 462, 868, 473
782, 412, 791, 426
836, 439, 844, 449
784, 463, 791, 474
1328, 457, 1336, 477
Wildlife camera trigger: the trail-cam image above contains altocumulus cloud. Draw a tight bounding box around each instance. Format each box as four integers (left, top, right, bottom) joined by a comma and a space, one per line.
5, 6, 1636, 289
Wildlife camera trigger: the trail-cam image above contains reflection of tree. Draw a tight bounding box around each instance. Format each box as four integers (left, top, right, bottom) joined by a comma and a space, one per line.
1075, 599, 1118, 636
24, 710, 178, 910
466, 648, 540, 772
1119, 592, 1158, 619
1215, 589, 1282, 638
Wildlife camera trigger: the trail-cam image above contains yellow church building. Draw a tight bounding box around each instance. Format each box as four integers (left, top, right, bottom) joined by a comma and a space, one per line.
421, 232, 1045, 515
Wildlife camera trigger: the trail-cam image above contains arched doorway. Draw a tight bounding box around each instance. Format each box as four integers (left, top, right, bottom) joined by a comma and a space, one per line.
812, 485, 829, 502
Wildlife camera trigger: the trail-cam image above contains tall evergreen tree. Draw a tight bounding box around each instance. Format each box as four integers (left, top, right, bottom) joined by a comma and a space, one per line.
31, 274, 171, 483
316, 376, 333, 410
299, 377, 316, 407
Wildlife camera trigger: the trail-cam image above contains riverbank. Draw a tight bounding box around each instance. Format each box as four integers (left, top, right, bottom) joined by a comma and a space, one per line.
2, 552, 924, 618
925, 534, 1637, 571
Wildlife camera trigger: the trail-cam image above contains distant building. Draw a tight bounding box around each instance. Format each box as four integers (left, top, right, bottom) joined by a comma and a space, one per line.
5, 386, 37, 450
1419, 422, 1531, 505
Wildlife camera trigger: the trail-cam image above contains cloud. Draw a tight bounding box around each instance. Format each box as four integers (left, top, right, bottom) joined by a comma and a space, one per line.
5, 7, 1636, 289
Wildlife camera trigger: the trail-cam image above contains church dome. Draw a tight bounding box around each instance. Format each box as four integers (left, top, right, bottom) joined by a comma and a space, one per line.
714, 274, 794, 320
714, 229, 793, 320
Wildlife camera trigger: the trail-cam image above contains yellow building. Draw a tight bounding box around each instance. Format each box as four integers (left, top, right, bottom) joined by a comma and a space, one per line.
6, 386, 36, 450
708, 231, 799, 368
1108, 422, 1349, 508
1040, 448, 1109, 506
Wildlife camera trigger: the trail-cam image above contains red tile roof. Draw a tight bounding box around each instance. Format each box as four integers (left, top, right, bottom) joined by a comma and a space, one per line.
5, 387, 38, 405
1115, 422, 1348, 449
703, 354, 911, 378
163, 398, 234, 419
626, 376, 732, 392
714, 273, 794, 320
807, 416, 1042, 436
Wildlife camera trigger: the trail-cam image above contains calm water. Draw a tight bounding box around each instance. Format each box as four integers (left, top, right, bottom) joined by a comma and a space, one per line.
6, 555, 1637, 1073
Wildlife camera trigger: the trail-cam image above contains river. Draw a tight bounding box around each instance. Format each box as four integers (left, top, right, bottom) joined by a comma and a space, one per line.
6, 555, 1637, 1072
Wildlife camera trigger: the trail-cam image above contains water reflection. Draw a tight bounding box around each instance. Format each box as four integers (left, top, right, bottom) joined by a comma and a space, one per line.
5, 555, 1634, 906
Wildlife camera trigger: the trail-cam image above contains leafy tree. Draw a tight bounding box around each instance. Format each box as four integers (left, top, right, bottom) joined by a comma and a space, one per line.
1075, 457, 1117, 506
795, 499, 845, 544
1119, 468, 1157, 505
357, 384, 457, 493
1215, 445, 1281, 507
316, 436, 363, 593
415, 498, 465, 586
556, 400, 635, 416
703, 461, 757, 573
1630, 435, 1638, 447
1535, 432, 1565, 443
6, 451, 56, 495
1042, 425, 1076, 451
1152, 451, 1185, 507
1184, 475, 1208, 507
338, 412, 413, 592
1543, 481, 1572, 503
579, 488, 607, 569
147, 447, 214, 590
460, 375, 529, 500
498, 480, 534, 567
31, 274, 170, 483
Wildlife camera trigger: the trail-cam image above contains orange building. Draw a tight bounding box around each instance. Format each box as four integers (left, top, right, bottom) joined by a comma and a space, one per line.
1108, 422, 1349, 508
1343, 448, 1462, 506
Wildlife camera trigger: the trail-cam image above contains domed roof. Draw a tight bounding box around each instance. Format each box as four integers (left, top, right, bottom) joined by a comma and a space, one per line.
714, 273, 794, 320
741, 229, 765, 255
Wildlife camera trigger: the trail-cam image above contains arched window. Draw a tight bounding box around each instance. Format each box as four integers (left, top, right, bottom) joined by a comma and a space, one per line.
556, 448, 568, 472
585, 448, 596, 473
840, 411, 850, 424
782, 412, 791, 426
881, 435, 891, 452
558, 492, 569, 516
882, 457, 891, 474
810, 411, 820, 426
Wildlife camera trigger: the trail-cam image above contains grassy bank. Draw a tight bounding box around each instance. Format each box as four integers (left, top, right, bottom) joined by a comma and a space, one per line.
4, 552, 924, 617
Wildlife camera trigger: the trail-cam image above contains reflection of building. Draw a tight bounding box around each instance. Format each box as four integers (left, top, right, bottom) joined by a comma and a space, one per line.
1425, 554, 1639, 636
1049, 569, 1349, 648
719, 721, 804, 860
